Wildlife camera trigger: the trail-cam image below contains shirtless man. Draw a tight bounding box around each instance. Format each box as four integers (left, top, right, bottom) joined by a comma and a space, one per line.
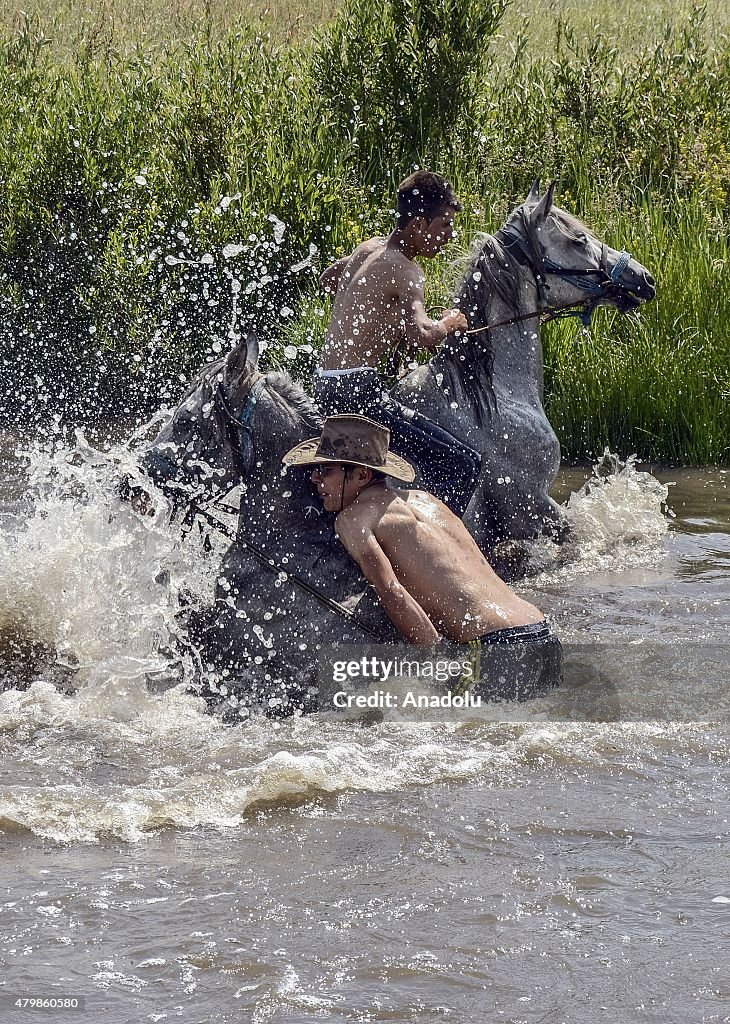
314, 170, 481, 518
283, 416, 561, 696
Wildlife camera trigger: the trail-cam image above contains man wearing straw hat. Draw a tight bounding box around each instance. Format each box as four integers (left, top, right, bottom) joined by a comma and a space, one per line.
283, 414, 560, 683
315, 170, 481, 517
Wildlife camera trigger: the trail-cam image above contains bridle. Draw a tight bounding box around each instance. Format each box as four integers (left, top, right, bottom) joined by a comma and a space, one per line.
212, 372, 266, 481
494, 207, 633, 327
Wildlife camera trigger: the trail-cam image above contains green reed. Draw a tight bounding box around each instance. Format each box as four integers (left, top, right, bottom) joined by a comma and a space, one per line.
542, 195, 730, 463
0, 0, 728, 461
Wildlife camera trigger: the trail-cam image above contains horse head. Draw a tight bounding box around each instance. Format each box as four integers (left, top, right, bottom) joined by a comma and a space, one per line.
499, 180, 656, 319
136, 327, 325, 530
138, 333, 264, 512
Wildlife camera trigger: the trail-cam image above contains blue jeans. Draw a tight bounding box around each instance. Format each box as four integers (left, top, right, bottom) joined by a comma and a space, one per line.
313, 369, 481, 517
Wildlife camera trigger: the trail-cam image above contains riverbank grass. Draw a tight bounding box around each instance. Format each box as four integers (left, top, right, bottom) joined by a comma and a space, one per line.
0, 0, 727, 461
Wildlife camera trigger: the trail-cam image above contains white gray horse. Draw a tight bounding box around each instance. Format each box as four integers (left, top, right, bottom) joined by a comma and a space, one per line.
394, 181, 655, 558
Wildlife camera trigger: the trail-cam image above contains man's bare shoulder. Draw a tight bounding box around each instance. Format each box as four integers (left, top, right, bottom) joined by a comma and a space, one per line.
337, 242, 423, 305
374, 488, 461, 536
378, 246, 424, 283
348, 237, 387, 264
360, 235, 388, 250
338, 238, 393, 285
336, 485, 402, 533
334, 499, 380, 560
406, 488, 452, 516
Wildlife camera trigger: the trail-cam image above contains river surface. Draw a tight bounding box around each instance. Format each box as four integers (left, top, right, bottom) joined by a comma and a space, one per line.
0, 439, 727, 1023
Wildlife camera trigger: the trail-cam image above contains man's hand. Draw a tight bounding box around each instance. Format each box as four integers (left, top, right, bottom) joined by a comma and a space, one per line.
440, 308, 468, 336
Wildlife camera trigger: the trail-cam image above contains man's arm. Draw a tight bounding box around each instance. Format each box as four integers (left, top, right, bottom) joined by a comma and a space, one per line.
320, 255, 351, 295
336, 519, 439, 645
396, 266, 468, 349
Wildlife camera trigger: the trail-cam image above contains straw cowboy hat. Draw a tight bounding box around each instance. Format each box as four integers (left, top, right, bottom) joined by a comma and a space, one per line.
282, 415, 415, 483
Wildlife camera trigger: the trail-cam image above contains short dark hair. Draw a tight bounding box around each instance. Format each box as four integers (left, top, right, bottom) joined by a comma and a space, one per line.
396, 171, 462, 229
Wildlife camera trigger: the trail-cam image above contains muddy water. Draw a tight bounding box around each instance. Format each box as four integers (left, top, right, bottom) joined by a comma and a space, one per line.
0, 444, 727, 1023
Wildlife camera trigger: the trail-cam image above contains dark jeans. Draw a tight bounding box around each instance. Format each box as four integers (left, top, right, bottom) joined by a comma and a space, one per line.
313, 369, 481, 517
461, 620, 563, 702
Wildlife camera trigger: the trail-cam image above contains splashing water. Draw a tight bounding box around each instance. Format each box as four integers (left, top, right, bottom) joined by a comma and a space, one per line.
529, 449, 669, 580
0, 439, 672, 703
0, 427, 223, 704
0, 436, 724, 846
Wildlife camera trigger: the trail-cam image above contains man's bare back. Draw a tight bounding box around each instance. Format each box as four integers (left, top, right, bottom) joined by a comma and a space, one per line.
319, 238, 424, 370
336, 482, 544, 643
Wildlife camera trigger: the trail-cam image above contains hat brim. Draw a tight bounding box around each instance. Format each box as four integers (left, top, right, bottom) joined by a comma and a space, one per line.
282, 438, 415, 483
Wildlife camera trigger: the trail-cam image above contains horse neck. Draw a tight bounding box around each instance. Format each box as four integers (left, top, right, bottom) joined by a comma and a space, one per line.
239, 464, 304, 539
450, 252, 545, 404
235, 377, 326, 543
487, 297, 545, 402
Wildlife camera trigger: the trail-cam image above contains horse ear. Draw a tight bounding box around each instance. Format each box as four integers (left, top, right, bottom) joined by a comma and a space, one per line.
224, 335, 251, 380
526, 179, 541, 204
245, 332, 260, 369
532, 180, 557, 223
224, 332, 259, 383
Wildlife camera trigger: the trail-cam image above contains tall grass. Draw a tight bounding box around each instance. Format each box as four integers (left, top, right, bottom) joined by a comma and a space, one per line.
543, 196, 730, 463
0, 0, 728, 461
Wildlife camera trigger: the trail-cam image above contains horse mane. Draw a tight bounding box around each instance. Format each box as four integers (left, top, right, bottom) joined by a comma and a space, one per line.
264, 370, 324, 434
432, 229, 526, 427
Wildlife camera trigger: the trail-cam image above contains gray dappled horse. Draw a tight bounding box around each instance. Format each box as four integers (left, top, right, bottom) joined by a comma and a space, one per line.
145, 340, 402, 716
140, 184, 654, 712
394, 181, 655, 556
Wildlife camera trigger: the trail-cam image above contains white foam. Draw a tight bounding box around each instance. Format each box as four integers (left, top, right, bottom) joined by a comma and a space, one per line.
0, 431, 221, 696
530, 451, 669, 580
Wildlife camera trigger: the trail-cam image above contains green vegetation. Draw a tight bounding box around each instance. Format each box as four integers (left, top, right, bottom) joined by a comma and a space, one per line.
4, 0, 728, 56
0, 0, 728, 461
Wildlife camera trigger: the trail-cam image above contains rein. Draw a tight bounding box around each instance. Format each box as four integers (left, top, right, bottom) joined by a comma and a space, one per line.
191, 503, 387, 641
462, 298, 593, 337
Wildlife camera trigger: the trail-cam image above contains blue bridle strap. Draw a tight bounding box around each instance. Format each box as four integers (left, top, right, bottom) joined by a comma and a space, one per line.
216, 375, 265, 478
610, 249, 632, 283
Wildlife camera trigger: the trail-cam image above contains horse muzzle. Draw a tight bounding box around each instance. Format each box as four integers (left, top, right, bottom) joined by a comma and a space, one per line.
631, 269, 656, 302
610, 256, 656, 304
